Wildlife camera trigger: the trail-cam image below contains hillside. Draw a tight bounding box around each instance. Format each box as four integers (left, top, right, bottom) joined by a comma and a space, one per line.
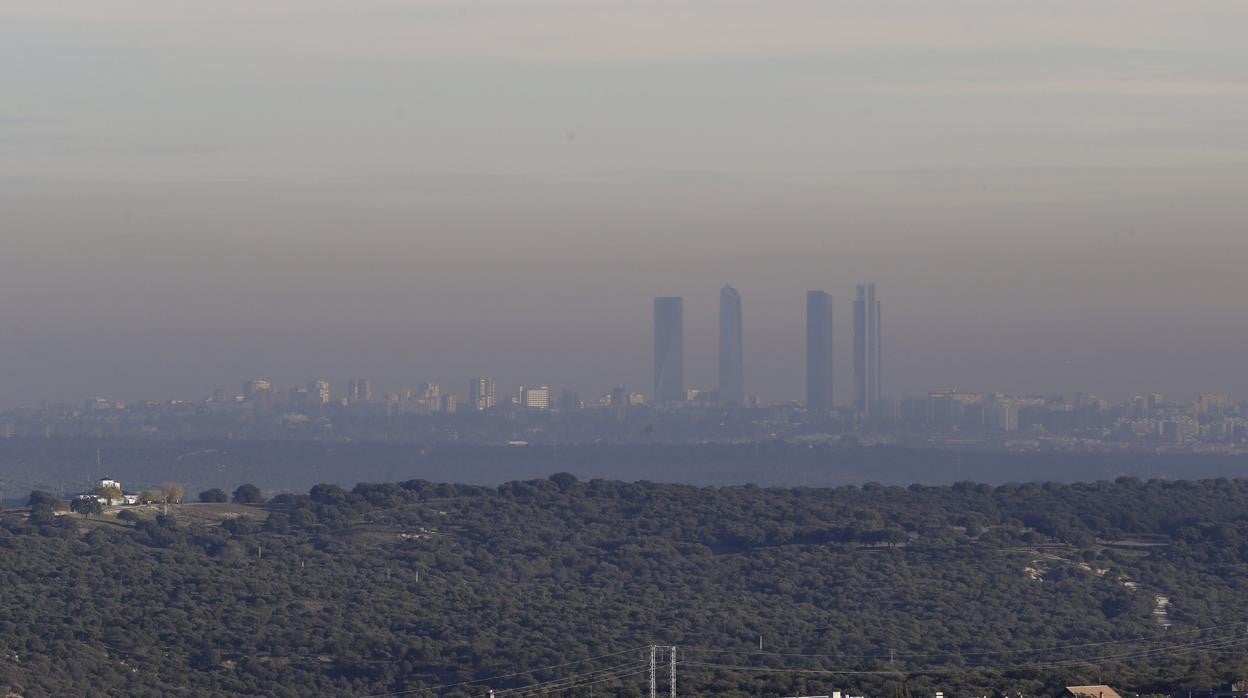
3, 476, 1248, 696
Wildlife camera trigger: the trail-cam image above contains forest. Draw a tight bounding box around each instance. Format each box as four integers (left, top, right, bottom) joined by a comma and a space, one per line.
4, 475, 1248, 696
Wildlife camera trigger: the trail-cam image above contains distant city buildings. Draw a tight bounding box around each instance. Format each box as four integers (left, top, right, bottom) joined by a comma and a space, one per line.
469, 378, 496, 411
718, 285, 745, 407
406, 384, 442, 414
347, 379, 372, 404
557, 389, 580, 411
308, 380, 331, 405
15, 281, 1248, 454
520, 385, 551, 410
805, 290, 834, 411
654, 296, 684, 404
6, 373, 1248, 453
609, 386, 629, 407
243, 379, 271, 400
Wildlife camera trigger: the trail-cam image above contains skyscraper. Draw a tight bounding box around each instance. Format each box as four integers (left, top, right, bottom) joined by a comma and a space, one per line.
653, 296, 684, 404
718, 285, 745, 407
308, 380, 331, 405
468, 377, 496, 410
805, 290, 834, 410
347, 379, 372, 404
853, 283, 882, 414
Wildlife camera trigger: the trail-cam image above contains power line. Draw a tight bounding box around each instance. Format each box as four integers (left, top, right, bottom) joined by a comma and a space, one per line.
503, 667, 652, 697
359, 622, 1248, 697
679, 660, 903, 677
491, 659, 643, 696
499, 667, 651, 697
681, 620, 1248, 662
677, 632, 1248, 678
495, 666, 652, 697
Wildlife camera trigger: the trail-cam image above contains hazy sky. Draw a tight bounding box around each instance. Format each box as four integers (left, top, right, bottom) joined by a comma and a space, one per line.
3, 1, 1248, 407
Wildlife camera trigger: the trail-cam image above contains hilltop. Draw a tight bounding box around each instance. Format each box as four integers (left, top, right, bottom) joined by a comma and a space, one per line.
3, 476, 1248, 696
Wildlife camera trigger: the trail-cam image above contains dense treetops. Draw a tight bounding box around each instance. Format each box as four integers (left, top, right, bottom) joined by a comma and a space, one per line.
3, 475, 1248, 696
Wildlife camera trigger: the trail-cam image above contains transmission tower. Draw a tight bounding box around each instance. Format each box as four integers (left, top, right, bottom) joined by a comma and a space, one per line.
669, 645, 676, 698
650, 646, 656, 698
649, 645, 677, 698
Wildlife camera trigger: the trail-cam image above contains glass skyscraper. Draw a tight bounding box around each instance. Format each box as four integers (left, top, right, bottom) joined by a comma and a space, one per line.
718, 285, 745, 407
468, 377, 496, 410
853, 283, 882, 414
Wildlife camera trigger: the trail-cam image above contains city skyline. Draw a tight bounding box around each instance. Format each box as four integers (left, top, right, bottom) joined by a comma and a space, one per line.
10, 369, 1248, 455
7, 278, 1248, 409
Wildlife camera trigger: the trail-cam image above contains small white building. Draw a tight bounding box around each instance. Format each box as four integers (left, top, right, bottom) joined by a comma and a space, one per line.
92, 478, 139, 505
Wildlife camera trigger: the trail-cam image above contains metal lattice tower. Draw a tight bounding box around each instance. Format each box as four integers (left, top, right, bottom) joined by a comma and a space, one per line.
670, 645, 676, 698
649, 645, 677, 698
649, 646, 657, 698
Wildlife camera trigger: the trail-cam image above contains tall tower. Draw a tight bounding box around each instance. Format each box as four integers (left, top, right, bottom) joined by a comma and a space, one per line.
805, 290, 834, 410
718, 285, 745, 407
853, 283, 882, 414
653, 297, 684, 404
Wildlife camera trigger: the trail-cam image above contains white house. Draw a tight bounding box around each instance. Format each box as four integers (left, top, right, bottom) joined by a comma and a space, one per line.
91, 478, 139, 506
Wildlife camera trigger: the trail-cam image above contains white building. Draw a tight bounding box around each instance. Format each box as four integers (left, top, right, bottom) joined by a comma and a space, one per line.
520, 385, 551, 410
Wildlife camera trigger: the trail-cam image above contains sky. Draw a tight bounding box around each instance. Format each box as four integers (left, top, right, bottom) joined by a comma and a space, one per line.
3, 1, 1248, 407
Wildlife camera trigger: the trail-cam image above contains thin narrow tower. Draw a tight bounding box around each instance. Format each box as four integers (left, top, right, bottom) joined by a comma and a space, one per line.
853, 283, 882, 414
718, 285, 745, 407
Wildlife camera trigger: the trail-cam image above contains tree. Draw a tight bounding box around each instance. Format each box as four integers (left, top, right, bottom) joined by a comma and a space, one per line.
138, 490, 161, 505
308, 483, 346, 504
160, 483, 185, 504
222, 516, 260, 535
232, 484, 264, 504
198, 488, 228, 503
264, 512, 291, 533
159, 483, 185, 515
70, 497, 103, 517
95, 484, 123, 506
27, 490, 60, 512
548, 472, 579, 492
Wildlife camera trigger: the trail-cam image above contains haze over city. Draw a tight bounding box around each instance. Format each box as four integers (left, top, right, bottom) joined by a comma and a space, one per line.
12, 3, 1248, 697
4, 1, 1248, 407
